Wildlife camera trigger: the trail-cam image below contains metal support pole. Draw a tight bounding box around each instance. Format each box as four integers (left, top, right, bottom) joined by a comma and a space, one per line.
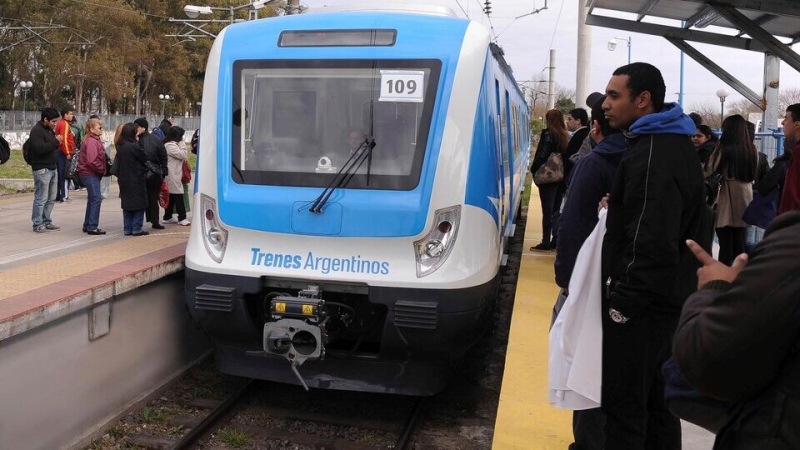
547, 49, 556, 111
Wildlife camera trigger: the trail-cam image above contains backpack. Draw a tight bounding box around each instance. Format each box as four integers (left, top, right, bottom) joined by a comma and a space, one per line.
152, 127, 165, 141
22, 138, 32, 165
0, 135, 10, 165
190, 128, 199, 155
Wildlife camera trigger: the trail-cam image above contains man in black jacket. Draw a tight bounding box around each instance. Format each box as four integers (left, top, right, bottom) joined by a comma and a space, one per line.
674, 212, 800, 449
29, 107, 64, 233
599, 63, 712, 449
134, 118, 169, 230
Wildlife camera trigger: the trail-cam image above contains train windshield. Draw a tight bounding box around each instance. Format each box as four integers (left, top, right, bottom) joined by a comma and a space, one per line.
231, 59, 441, 190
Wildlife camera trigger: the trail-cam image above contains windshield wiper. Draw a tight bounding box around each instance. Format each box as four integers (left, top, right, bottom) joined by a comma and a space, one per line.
308, 137, 376, 213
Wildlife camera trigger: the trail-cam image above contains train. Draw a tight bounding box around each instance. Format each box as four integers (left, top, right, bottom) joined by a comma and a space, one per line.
184, 4, 530, 396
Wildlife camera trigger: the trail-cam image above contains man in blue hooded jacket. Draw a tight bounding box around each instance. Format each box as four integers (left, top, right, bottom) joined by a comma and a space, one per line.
599, 63, 713, 449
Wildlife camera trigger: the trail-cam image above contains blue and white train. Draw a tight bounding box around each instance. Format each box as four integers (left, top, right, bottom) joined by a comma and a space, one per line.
185, 4, 530, 395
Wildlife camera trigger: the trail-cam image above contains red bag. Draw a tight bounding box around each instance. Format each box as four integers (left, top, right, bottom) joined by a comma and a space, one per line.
181, 160, 192, 184
158, 180, 169, 209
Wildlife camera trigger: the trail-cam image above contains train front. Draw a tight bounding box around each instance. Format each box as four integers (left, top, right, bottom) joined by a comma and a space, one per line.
185, 10, 502, 395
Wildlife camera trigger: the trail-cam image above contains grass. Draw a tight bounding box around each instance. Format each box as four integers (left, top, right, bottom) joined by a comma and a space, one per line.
0, 150, 31, 179
217, 427, 252, 448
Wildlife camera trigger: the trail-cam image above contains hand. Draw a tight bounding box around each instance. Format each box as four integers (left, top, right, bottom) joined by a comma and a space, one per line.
598, 193, 609, 211
55, 135, 64, 143
686, 239, 748, 289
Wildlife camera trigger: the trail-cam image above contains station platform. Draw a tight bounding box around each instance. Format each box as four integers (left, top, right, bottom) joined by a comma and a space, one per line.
492, 187, 717, 449
0, 185, 191, 340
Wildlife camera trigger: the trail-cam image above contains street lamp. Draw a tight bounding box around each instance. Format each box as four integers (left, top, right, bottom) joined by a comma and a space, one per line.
184, 0, 269, 23
607, 36, 632, 64
19, 81, 33, 126
159, 94, 171, 117
716, 88, 729, 127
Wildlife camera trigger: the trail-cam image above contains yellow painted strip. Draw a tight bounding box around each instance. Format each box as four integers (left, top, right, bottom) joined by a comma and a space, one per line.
493, 186, 572, 449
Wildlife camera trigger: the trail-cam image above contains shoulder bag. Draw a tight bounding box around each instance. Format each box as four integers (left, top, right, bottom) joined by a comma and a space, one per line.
181, 160, 192, 184
533, 152, 564, 186
144, 160, 164, 188
742, 188, 779, 229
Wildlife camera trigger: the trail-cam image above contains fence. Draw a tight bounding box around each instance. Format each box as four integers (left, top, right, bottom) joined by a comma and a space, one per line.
0, 111, 200, 133
753, 129, 786, 163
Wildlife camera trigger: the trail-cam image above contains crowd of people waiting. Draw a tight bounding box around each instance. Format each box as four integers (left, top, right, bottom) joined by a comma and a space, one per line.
539, 62, 800, 449
25, 107, 193, 235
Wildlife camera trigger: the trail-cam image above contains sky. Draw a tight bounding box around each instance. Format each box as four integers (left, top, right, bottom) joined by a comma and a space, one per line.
299, 0, 800, 113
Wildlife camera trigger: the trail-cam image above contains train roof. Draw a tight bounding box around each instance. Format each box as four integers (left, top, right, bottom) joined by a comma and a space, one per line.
304, 1, 457, 17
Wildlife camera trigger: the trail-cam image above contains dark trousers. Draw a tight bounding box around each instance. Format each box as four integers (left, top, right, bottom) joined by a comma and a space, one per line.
145, 182, 161, 225
601, 309, 681, 450
164, 193, 187, 221
56, 152, 68, 201
570, 408, 605, 450
716, 226, 746, 266
538, 183, 560, 245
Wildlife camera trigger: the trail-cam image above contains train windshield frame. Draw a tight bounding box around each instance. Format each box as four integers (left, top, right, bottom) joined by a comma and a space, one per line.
231, 59, 442, 191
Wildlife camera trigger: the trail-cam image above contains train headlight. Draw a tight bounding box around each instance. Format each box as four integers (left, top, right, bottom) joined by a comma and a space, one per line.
414, 205, 461, 277
200, 194, 229, 263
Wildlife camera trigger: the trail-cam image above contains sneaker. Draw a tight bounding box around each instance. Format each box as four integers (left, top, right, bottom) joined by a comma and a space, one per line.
33, 225, 47, 233
87, 229, 107, 235
45, 223, 61, 231
530, 242, 551, 252
178, 219, 191, 226
131, 230, 150, 236
164, 217, 179, 224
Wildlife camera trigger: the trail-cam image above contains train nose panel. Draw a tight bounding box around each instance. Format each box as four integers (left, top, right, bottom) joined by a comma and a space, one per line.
291, 201, 343, 235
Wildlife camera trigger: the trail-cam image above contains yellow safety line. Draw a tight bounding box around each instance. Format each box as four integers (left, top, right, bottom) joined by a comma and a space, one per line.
493, 186, 572, 449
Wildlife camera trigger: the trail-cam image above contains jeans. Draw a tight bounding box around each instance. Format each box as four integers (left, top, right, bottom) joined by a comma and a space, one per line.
32, 168, 57, 228
56, 152, 68, 201
123, 209, 145, 235
81, 174, 103, 231
538, 183, 560, 245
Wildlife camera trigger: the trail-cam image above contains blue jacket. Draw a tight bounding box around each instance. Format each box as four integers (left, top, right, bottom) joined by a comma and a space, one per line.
555, 132, 627, 288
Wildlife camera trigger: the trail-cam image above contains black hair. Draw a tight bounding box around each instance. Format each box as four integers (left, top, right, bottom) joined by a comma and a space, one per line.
568, 108, 589, 127
41, 107, 60, 121
697, 125, 716, 142
612, 62, 666, 112
787, 103, 800, 122
121, 122, 139, 142
689, 112, 703, 127
590, 95, 618, 137
60, 106, 74, 117
165, 126, 186, 143
717, 114, 757, 182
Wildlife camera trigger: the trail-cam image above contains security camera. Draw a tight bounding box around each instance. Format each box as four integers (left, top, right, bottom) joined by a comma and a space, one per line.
607, 39, 617, 51
184, 5, 213, 18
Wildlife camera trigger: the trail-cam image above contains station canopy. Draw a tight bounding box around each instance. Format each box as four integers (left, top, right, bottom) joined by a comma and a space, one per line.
586, 0, 800, 108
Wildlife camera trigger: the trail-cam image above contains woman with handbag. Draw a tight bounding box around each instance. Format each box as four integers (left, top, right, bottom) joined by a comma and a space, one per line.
703, 114, 757, 265
76, 117, 108, 235
162, 126, 191, 226
531, 109, 569, 251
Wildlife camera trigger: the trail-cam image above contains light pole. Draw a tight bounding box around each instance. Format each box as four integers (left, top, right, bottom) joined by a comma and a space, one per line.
184, 0, 269, 23
19, 81, 33, 126
716, 88, 729, 128
607, 36, 632, 64
159, 94, 171, 117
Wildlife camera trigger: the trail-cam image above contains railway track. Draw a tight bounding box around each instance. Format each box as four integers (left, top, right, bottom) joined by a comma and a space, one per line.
86, 208, 526, 449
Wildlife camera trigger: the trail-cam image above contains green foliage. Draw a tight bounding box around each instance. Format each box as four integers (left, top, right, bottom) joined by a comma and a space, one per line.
0, 0, 280, 114
139, 407, 165, 424
217, 427, 252, 447
555, 97, 576, 115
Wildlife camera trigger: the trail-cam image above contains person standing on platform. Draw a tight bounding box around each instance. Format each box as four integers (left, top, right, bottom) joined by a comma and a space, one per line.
531, 109, 569, 252
703, 115, 757, 265
134, 118, 168, 230
54, 107, 75, 202
29, 107, 63, 233
76, 117, 108, 235
163, 126, 191, 226
116, 123, 149, 236
778, 103, 800, 214
69, 115, 86, 191
554, 95, 626, 450
600, 62, 710, 449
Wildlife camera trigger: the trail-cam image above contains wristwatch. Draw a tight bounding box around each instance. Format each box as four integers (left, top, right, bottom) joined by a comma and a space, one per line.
608, 308, 630, 324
